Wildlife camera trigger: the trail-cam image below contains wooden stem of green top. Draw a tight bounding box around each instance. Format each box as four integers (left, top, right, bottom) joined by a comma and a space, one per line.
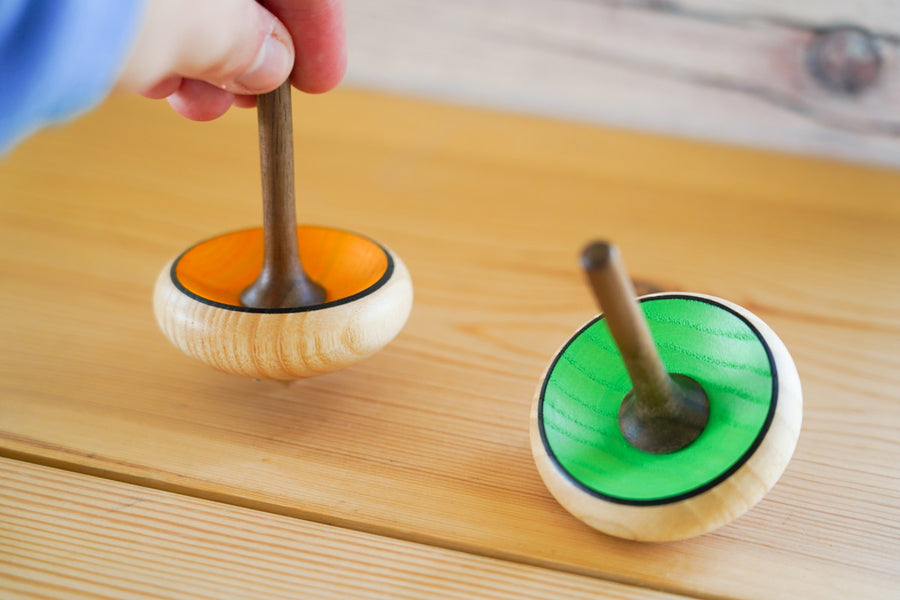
581, 241, 709, 454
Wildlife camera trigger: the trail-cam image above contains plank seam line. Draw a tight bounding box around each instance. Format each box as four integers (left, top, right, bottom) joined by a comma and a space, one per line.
0, 447, 732, 600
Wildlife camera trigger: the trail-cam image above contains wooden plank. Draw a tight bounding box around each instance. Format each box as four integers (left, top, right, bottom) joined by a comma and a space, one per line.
0, 458, 686, 599
345, 0, 900, 167
1, 91, 899, 599
678, 0, 900, 32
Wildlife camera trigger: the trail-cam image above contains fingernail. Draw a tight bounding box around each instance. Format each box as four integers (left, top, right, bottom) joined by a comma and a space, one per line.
235, 33, 292, 92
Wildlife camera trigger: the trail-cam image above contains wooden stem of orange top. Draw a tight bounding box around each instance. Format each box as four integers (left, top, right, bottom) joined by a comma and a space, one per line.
240, 81, 327, 309
581, 241, 709, 454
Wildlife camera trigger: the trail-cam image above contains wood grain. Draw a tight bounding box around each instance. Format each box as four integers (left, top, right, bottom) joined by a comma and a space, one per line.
345, 0, 900, 167
0, 90, 898, 599
0, 458, 687, 600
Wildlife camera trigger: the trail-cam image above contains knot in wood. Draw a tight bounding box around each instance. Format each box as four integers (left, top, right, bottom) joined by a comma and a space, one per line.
806, 25, 882, 96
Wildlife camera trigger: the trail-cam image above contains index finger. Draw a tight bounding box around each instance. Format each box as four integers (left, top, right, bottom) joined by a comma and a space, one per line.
263, 0, 346, 93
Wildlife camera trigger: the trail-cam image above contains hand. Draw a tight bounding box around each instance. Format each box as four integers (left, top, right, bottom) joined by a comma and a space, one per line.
118, 0, 346, 121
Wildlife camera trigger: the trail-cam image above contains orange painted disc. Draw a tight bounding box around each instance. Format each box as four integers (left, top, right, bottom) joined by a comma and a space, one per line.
172, 226, 390, 310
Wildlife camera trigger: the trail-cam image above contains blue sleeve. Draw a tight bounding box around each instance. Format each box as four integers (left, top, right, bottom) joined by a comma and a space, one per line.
0, 0, 145, 153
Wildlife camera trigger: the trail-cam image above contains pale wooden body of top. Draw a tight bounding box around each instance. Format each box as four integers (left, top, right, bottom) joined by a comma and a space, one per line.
1, 90, 898, 598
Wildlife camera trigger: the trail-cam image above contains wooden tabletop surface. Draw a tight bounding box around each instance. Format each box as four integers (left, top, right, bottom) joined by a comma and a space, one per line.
1, 89, 898, 599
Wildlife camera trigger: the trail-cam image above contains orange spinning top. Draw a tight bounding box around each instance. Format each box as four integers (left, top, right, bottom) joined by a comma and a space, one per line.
152, 82, 413, 380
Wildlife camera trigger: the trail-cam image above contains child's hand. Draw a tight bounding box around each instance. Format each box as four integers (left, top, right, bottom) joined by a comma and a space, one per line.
119, 0, 346, 121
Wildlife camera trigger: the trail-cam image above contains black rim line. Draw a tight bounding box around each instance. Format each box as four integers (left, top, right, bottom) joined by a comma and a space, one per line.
169, 227, 396, 314
537, 293, 780, 506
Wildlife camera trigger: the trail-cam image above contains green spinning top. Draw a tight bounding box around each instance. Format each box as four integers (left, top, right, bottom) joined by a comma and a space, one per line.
530, 242, 802, 542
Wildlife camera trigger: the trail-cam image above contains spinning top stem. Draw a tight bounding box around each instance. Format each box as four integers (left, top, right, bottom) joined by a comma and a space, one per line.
581, 242, 709, 454
240, 81, 327, 309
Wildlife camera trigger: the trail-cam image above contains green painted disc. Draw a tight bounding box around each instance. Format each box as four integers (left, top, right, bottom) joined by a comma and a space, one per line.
538, 295, 777, 505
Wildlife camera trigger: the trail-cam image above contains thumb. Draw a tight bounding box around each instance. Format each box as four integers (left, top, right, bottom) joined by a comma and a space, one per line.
120, 0, 295, 96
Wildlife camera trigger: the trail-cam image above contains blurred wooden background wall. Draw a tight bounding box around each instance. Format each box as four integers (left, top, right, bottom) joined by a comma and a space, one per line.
344, 0, 900, 168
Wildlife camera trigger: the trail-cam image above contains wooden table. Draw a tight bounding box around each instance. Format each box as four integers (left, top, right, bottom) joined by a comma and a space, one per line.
1, 89, 898, 599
